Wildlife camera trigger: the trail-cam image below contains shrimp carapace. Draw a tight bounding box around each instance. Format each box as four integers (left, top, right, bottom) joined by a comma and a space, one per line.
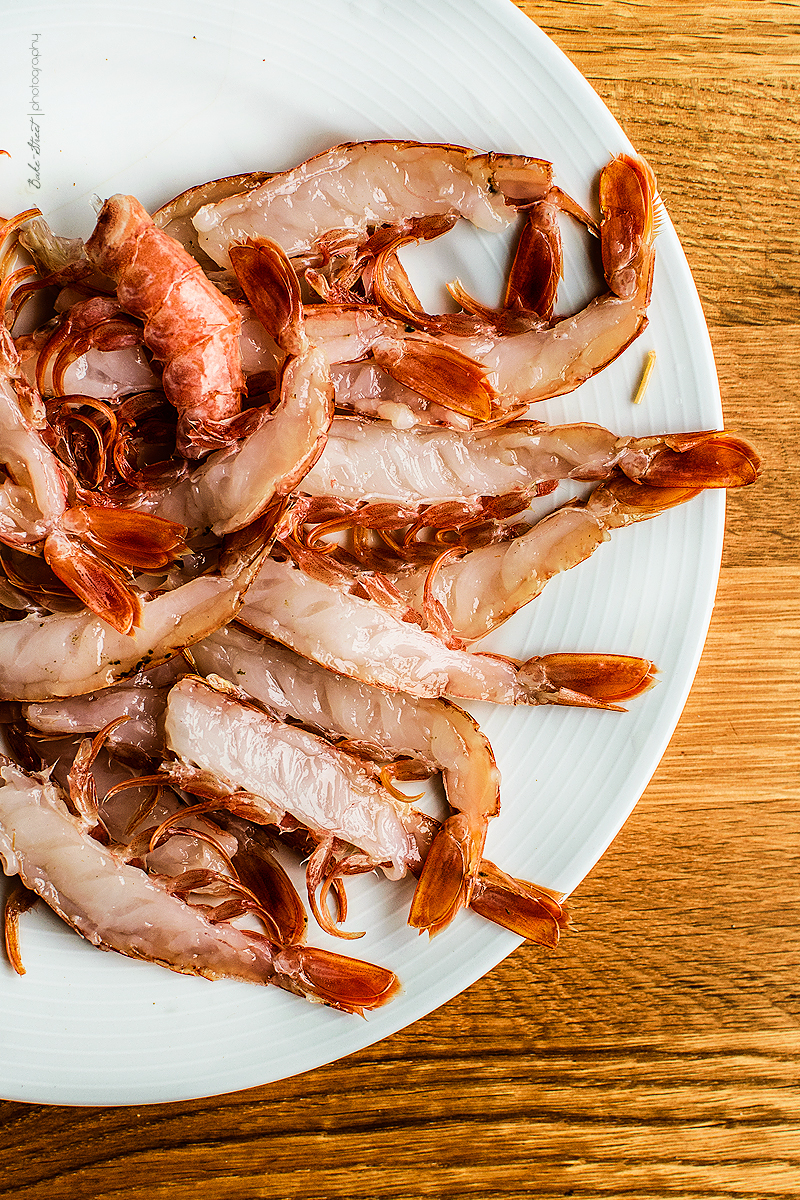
86, 194, 245, 459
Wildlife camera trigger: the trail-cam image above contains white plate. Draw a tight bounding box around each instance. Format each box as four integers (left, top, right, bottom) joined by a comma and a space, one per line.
0, 0, 723, 1105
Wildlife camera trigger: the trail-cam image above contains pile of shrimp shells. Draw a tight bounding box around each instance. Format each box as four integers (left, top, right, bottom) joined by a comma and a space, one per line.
0, 138, 730, 1013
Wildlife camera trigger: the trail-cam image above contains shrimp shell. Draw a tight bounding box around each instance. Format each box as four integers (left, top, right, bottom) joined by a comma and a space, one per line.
0, 760, 267, 980
299, 418, 730, 511
189, 627, 577, 938
85, 195, 245, 459
163, 675, 422, 880
192, 624, 499, 823
0, 760, 399, 1011
236, 554, 653, 712
192, 140, 553, 267
0, 329, 66, 548
0, 562, 262, 702
389, 441, 762, 643
140, 342, 334, 536
191, 625, 500, 932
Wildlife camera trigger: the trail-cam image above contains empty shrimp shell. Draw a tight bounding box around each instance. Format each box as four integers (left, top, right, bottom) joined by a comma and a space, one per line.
0, 565, 262, 702
192, 140, 553, 267
163, 675, 421, 879
0, 759, 287, 982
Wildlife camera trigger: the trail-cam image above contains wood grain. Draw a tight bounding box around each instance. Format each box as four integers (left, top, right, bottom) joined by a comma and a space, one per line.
1, 4, 798, 1198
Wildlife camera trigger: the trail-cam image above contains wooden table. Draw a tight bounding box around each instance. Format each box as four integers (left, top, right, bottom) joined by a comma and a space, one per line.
2, 3, 798, 1196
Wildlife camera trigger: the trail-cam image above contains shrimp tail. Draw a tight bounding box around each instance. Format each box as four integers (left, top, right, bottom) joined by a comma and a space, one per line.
406, 656, 654, 935
271, 943, 400, 1014
600, 153, 658, 300
3, 877, 37, 976
408, 809, 492, 937
42, 530, 144, 636
503, 198, 563, 320
409, 825, 573, 943
0, 760, 398, 1013
228, 237, 306, 356
43, 507, 188, 635
230, 831, 308, 947
632, 431, 762, 490
470, 860, 570, 948
59, 506, 189, 571
589, 436, 760, 532
370, 336, 496, 421
517, 652, 658, 711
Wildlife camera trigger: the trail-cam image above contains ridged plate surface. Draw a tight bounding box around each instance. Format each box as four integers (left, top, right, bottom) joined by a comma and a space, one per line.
0, 0, 723, 1105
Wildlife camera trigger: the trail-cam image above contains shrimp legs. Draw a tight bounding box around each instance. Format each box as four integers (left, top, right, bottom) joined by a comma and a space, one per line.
0, 759, 398, 1012
191, 624, 570, 939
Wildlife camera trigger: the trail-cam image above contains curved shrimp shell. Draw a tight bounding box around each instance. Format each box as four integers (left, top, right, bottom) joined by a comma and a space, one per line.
389, 431, 761, 643
190, 626, 573, 939
152, 170, 273, 270
0, 759, 273, 982
142, 343, 334, 536
192, 140, 553, 267
192, 624, 500, 837
236, 556, 648, 711
0, 326, 66, 547
85, 194, 244, 458
441, 153, 659, 405
299, 418, 740, 510
391, 504, 611, 644
238, 555, 524, 703
192, 626, 500, 933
